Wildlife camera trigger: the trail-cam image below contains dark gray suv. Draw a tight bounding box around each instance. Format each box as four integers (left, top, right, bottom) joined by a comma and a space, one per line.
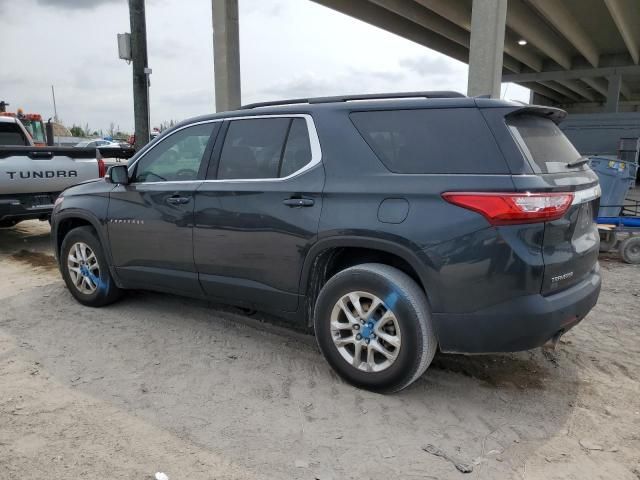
51, 92, 601, 392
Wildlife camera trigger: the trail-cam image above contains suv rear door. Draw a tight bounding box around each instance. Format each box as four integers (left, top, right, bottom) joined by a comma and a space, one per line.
503, 109, 601, 294
193, 115, 324, 312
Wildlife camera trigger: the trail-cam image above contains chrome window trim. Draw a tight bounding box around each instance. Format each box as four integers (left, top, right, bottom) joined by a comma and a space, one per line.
127, 114, 321, 185
127, 119, 223, 177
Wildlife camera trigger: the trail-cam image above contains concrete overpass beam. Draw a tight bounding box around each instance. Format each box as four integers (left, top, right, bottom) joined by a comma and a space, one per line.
311, 0, 472, 67
368, 0, 469, 47
581, 77, 609, 97
502, 65, 640, 83
539, 81, 581, 102
506, 0, 573, 69
527, 0, 600, 67
414, 0, 471, 29
555, 79, 596, 101
212, 0, 241, 112
414, 0, 542, 71
467, 0, 507, 98
606, 74, 622, 112
521, 82, 566, 104
604, 0, 640, 64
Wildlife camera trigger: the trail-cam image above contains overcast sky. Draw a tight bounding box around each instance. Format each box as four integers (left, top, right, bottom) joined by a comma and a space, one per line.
0, 0, 529, 134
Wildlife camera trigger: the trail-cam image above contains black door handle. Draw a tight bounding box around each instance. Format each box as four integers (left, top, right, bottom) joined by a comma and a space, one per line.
283, 197, 314, 207
166, 196, 191, 205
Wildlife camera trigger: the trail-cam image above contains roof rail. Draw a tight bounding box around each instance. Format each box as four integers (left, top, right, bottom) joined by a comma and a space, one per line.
240, 91, 466, 109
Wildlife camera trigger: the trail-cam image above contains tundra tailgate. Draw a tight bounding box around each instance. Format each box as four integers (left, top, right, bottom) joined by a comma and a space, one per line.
0, 148, 99, 195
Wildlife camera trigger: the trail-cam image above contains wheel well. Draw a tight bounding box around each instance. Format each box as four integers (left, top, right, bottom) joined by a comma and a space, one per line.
56, 218, 95, 256
304, 246, 426, 325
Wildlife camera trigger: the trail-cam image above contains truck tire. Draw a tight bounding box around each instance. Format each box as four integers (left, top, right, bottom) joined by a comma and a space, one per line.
313, 263, 437, 393
619, 236, 640, 264
60, 226, 122, 307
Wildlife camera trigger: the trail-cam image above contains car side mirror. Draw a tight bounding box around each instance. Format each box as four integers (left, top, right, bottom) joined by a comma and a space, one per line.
106, 165, 130, 185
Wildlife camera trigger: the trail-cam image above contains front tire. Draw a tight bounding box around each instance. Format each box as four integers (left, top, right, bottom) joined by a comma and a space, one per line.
313, 263, 437, 393
60, 226, 122, 307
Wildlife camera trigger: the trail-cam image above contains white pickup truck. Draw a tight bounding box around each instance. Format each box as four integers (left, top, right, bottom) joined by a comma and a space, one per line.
0, 116, 132, 227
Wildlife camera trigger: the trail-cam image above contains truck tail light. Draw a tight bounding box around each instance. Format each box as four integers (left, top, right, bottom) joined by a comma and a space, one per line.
97, 158, 106, 178
442, 192, 574, 225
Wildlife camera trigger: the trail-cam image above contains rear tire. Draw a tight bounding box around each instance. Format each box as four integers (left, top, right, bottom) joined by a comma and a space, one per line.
313, 263, 437, 393
619, 236, 640, 264
60, 226, 122, 307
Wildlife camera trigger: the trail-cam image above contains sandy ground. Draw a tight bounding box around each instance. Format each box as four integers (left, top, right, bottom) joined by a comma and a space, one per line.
0, 220, 639, 480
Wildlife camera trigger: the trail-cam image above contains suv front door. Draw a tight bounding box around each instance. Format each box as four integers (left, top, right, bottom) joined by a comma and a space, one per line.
108, 122, 219, 295
193, 115, 324, 312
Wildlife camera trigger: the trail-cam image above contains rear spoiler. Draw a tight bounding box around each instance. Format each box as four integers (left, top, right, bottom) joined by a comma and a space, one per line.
0, 146, 136, 160
504, 105, 567, 125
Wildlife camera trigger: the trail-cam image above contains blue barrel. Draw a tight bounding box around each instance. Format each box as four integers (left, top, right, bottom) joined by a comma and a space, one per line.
588, 156, 638, 217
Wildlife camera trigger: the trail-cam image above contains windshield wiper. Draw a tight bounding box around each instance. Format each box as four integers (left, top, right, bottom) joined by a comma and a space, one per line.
567, 156, 590, 168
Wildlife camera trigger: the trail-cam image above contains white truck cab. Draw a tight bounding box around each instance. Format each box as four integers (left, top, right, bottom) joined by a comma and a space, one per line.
0, 116, 34, 147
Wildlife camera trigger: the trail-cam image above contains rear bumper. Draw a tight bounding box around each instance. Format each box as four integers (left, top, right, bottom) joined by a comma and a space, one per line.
0, 195, 56, 224
433, 266, 601, 353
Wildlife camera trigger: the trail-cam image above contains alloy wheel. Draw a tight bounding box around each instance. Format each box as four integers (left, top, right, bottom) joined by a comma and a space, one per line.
67, 242, 101, 295
330, 291, 401, 372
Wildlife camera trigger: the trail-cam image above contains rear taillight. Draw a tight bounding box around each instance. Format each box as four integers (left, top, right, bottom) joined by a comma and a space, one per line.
97, 158, 106, 178
442, 192, 574, 225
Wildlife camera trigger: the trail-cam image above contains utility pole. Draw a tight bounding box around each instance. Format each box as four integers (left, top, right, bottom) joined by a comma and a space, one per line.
51, 85, 59, 122
129, 0, 150, 150
212, 0, 241, 111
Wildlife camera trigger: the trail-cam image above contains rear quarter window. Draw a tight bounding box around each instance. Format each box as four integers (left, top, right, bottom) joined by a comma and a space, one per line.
349, 108, 508, 174
507, 115, 581, 174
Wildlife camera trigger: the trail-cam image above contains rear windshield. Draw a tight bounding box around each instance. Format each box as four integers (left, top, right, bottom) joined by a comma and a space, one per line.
507, 115, 581, 173
0, 123, 29, 146
350, 108, 507, 174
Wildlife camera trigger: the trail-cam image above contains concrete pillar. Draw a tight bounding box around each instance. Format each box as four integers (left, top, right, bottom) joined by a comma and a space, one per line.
530, 91, 553, 106
212, 0, 241, 112
467, 0, 508, 98
605, 74, 622, 113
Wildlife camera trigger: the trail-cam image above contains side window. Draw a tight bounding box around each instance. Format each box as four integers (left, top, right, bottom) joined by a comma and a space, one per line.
215, 117, 313, 180
279, 118, 312, 177
133, 123, 215, 183
350, 109, 508, 174
216, 118, 290, 179
0, 123, 30, 146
